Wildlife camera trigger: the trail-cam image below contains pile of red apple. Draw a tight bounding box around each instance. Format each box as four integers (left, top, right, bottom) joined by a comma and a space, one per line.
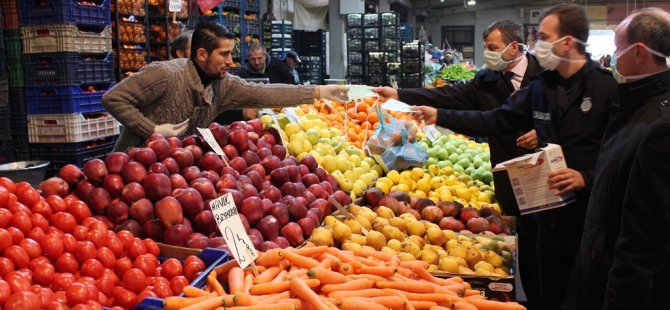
362, 188, 512, 235
58, 120, 351, 252
0, 177, 209, 310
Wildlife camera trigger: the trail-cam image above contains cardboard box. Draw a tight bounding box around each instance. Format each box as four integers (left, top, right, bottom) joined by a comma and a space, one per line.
492, 144, 576, 215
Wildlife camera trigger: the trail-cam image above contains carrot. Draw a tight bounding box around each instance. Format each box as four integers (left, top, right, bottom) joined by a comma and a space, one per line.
348, 274, 388, 282
338, 262, 354, 275
358, 266, 395, 277
225, 302, 296, 310
444, 276, 464, 284
164, 295, 213, 310
271, 270, 288, 283
324, 299, 339, 310
243, 273, 254, 293
328, 288, 389, 299
255, 249, 284, 267
293, 245, 328, 257
254, 266, 284, 284
318, 257, 334, 269
308, 266, 350, 284
396, 266, 414, 278
321, 278, 374, 294
375, 280, 435, 293
214, 259, 240, 277
287, 268, 308, 279
354, 247, 392, 261
453, 301, 478, 310
256, 292, 291, 304
400, 260, 429, 270
183, 285, 213, 297
367, 296, 406, 309
464, 299, 526, 310
429, 307, 452, 310
181, 294, 254, 310
208, 274, 226, 296
290, 278, 330, 310
389, 255, 400, 269
228, 267, 246, 295
277, 298, 302, 309
282, 250, 320, 269
464, 289, 481, 297
410, 265, 450, 286
250, 278, 321, 295
337, 298, 388, 310
408, 301, 438, 309
326, 248, 363, 269
318, 252, 342, 265
386, 290, 459, 303
354, 255, 380, 266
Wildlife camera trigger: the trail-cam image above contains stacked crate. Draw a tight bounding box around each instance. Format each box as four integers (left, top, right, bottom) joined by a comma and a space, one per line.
18, 0, 119, 175
1, 0, 20, 163
293, 30, 327, 85
400, 41, 424, 88
346, 12, 401, 86
265, 20, 292, 60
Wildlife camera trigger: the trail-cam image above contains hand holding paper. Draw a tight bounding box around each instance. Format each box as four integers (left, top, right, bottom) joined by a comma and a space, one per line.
372, 86, 399, 101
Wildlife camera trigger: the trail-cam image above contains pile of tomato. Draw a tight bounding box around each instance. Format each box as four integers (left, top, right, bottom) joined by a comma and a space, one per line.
0, 177, 207, 310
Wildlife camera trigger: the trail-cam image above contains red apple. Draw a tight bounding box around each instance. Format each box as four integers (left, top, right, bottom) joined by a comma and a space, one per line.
146, 132, 166, 143
169, 174, 188, 191
240, 197, 263, 225
287, 198, 308, 221
314, 167, 328, 182
260, 186, 281, 203
121, 161, 147, 184
83, 159, 108, 184
142, 173, 171, 201
219, 189, 243, 211
297, 217, 316, 238
131, 147, 157, 167
308, 184, 329, 200
247, 119, 263, 135
261, 156, 281, 173
181, 135, 202, 148
269, 167, 289, 187
141, 219, 164, 241
209, 122, 228, 146
181, 166, 201, 183
332, 190, 352, 206
105, 153, 130, 175
320, 181, 334, 194
147, 139, 171, 161
155, 197, 183, 228
167, 137, 182, 150
199, 152, 223, 174
299, 154, 318, 172
164, 224, 192, 247
301, 174, 320, 188
273, 237, 290, 249
186, 235, 209, 249
148, 163, 169, 175
271, 145, 287, 159
174, 188, 204, 218
306, 208, 323, 224
245, 164, 266, 179
192, 210, 216, 235
260, 241, 280, 252
171, 148, 194, 169
106, 199, 129, 225
198, 170, 219, 185
59, 164, 85, 184
88, 187, 111, 214
256, 147, 273, 160
241, 150, 261, 166
130, 198, 154, 225
40, 177, 69, 198
75, 180, 95, 199
286, 166, 301, 183
280, 223, 304, 246
185, 145, 203, 165
228, 129, 249, 152
269, 202, 289, 227
102, 174, 125, 198
190, 178, 216, 200
161, 157, 180, 175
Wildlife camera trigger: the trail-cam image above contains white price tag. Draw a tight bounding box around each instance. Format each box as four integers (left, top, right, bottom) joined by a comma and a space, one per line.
210, 193, 259, 269
424, 125, 441, 143
197, 128, 229, 166
284, 108, 301, 125
168, 0, 182, 12
260, 108, 276, 116
269, 114, 288, 148
371, 154, 390, 173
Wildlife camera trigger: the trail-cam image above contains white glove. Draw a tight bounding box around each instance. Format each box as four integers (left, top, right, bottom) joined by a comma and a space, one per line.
154, 119, 189, 137
318, 85, 349, 102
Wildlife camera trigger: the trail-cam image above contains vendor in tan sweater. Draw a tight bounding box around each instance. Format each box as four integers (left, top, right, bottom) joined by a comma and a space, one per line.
103, 22, 347, 152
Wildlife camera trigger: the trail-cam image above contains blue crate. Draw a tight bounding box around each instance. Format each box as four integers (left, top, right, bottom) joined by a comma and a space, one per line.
8, 87, 26, 116
29, 135, 117, 175
0, 138, 15, 165
19, 0, 111, 27
0, 79, 8, 109
26, 83, 113, 114
23, 52, 115, 87
133, 248, 231, 310
0, 107, 9, 137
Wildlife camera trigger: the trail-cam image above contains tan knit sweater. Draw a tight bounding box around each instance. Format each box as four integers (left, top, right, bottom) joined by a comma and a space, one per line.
102, 58, 315, 152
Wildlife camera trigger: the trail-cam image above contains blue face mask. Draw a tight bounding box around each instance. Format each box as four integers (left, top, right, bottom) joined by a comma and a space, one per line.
611, 43, 670, 83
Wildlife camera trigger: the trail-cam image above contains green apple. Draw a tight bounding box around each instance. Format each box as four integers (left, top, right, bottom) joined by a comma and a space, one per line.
437, 149, 449, 160
305, 128, 320, 145
427, 157, 439, 166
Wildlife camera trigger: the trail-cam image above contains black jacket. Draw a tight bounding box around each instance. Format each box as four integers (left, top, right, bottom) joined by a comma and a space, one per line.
238, 55, 295, 84
564, 70, 670, 310
398, 55, 543, 215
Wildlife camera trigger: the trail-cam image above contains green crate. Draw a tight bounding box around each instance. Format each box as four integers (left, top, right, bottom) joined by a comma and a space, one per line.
6, 58, 24, 88
3, 30, 22, 60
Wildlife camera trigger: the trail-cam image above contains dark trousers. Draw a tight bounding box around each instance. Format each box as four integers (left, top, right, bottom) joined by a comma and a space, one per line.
518, 213, 541, 310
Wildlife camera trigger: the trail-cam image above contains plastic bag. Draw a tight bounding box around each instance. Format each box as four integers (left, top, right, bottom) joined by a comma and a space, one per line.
381, 129, 428, 171
366, 105, 418, 156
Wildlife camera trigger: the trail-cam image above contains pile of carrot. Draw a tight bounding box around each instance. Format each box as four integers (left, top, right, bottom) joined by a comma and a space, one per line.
163, 243, 526, 310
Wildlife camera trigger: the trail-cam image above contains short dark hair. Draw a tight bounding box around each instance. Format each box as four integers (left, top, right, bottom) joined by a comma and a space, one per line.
248, 42, 265, 53
190, 22, 235, 61
483, 20, 525, 45
171, 30, 193, 59
626, 8, 670, 66
541, 3, 589, 53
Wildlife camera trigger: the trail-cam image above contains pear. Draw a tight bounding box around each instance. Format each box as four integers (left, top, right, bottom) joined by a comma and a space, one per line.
389, 217, 407, 233
350, 233, 366, 246
308, 227, 334, 247
465, 247, 484, 269
439, 256, 460, 273
375, 206, 395, 219
354, 215, 373, 231
365, 231, 386, 251
332, 221, 352, 244
425, 226, 447, 246
398, 252, 416, 262
343, 217, 363, 234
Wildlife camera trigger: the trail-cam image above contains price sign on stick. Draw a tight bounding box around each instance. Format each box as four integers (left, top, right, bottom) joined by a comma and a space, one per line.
424, 125, 441, 143
210, 193, 259, 272
197, 128, 229, 166
284, 107, 301, 125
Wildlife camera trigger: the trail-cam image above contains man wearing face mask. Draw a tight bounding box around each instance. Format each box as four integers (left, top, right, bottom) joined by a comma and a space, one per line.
412, 4, 618, 309
564, 8, 670, 310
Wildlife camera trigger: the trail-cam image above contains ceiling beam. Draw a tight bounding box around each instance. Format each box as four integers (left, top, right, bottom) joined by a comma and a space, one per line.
391, 0, 414, 8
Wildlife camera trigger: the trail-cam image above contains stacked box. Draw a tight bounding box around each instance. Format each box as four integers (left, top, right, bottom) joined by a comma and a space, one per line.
264, 20, 292, 59
400, 41, 424, 88
293, 30, 327, 85
346, 12, 400, 86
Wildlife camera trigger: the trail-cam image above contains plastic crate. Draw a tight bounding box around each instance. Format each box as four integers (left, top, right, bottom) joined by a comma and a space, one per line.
381, 38, 400, 51
5, 57, 23, 88
23, 52, 115, 87
29, 135, 117, 175
245, 0, 260, 13
0, 79, 7, 109
347, 27, 363, 39
348, 64, 364, 76
348, 51, 363, 63
27, 112, 120, 143
381, 25, 399, 38
348, 76, 364, 84
8, 87, 26, 116
364, 14, 379, 26
364, 39, 380, 51
19, 0, 111, 27
21, 24, 112, 54
3, 29, 22, 60
381, 12, 399, 25
270, 35, 292, 49
1, 0, 19, 29
270, 20, 292, 33
347, 38, 362, 51
366, 75, 386, 86
347, 14, 362, 27
363, 27, 379, 39
25, 83, 113, 114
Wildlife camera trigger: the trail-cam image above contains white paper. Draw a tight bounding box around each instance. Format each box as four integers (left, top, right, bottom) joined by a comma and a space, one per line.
168, 0, 182, 12
284, 108, 301, 125
197, 128, 229, 165
381, 99, 414, 113
210, 193, 259, 269
347, 85, 378, 101
424, 125, 441, 143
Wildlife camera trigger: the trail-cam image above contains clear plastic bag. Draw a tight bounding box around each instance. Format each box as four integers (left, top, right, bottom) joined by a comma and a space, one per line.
366, 105, 418, 156
381, 129, 428, 171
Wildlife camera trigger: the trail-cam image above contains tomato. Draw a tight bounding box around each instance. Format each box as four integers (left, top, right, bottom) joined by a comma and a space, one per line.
0, 279, 11, 305
84, 283, 99, 301
112, 286, 137, 309
169, 275, 189, 295
143, 238, 160, 256
116, 230, 135, 248
160, 258, 183, 280
114, 257, 133, 279
88, 221, 108, 233
183, 261, 206, 281
6, 227, 24, 244
27, 227, 46, 244
33, 287, 55, 308
6, 193, 17, 206
4, 245, 29, 269
153, 282, 173, 298
82, 217, 98, 228
71, 304, 90, 310
81, 259, 104, 279
77, 276, 96, 286
15, 268, 32, 279
66, 282, 89, 306
105, 236, 124, 258
10, 212, 32, 234
95, 247, 116, 269
52, 273, 75, 291
14, 182, 32, 195
86, 229, 107, 248
54, 290, 67, 303
30, 213, 49, 231
41, 233, 64, 260
184, 255, 206, 267
0, 177, 17, 193
0, 186, 9, 208
0, 257, 14, 277
29, 256, 50, 270
74, 241, 96, 263
122, 268, 148, 293
126, 238, 147, 260
7, 201, 31, 215
50, 212, 76, 233
17, 187, 40, 207
61, 233, 77, 253
32, 262, 55, 286
31, 200, 52, 220
45, 301, 70, 310
136, 289, 157, 302
87, 299, 104, 310
4, 291, 40, 310
67, 200, 91, 224
55, 253, 79, 274
46, 195, 67, 213
96, 292, 109, 308
0, 228, 12, 252
19, 238, 42, 259
4, 272, 30, 293
46, 226, 63, 237
0, 208, 12, 228
72, 225, 89, 241
133, 254, 157, 277
102, 268, 120, 283
95, 275, 115, 296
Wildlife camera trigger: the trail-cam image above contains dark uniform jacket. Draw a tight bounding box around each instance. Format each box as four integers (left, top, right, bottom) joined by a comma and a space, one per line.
565, 70, 670, 310
397, 54, 543, 215
238, 55, 295, 84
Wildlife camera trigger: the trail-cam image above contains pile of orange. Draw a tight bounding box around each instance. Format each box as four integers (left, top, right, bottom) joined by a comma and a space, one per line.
301, 97, 418, 149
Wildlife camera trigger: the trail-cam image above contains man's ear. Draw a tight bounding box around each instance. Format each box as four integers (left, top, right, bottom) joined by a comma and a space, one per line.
196, 48, 208, 62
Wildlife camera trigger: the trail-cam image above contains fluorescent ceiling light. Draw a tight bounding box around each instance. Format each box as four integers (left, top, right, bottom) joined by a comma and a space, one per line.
467, 0, 476, 5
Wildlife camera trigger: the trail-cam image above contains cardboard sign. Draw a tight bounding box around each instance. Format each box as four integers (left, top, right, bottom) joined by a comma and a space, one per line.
168, 0, 182, 12
209, 193, 258, 269
197, 128, 229, 166
424, 125, 441, 143
492, 144, 576, 214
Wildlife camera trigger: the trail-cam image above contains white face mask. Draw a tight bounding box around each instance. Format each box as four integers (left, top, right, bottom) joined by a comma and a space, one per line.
484, 43, 526, 71
611, 43, 670, 83
534, 36, 588, 70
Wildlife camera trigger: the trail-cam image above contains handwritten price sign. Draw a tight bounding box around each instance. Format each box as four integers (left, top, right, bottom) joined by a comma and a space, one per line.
209, 193, 258, 269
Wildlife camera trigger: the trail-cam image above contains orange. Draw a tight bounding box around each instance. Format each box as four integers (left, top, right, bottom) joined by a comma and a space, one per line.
346, 108, 357, 120
356, 102, 369, 113
356, 112, 367, 123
